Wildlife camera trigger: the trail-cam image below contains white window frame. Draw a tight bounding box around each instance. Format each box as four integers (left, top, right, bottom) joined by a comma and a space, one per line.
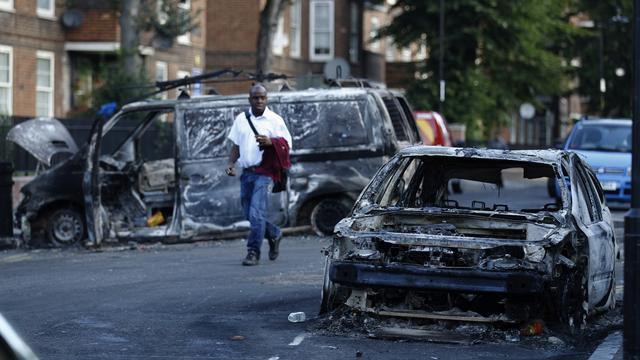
155, 61, 168, 99
0, 45, 12, 115
36, 50, 54, 117
289, 0, 301, 58
369, 16, 381, 52
176, 0, 192, 45
385, 37, 395, 61
272, 14, 287, 56
37, 0, 55, 19
0, 0, 14, 13
309, 0, 334, 62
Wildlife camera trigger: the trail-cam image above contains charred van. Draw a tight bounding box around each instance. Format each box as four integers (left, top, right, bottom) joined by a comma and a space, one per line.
10, 88, 419, 247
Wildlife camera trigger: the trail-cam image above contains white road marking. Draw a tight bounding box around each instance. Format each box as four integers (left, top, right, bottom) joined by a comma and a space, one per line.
288, 333, 306, 346
268, 357, 280, 360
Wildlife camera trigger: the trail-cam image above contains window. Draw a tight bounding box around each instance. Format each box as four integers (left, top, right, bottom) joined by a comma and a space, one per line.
176, 0, 191, 45
36, 51, 54, 117
272, 14, 287, 56
310, 0, 334, 61
0, 46, 11, 115
349, 2, 359, 63
369, 16, 380, 51
37, 0, 54, 18
289, 0, 301, 58
155, 61, 168, 99
385, 38, 395, 61
0, 0, 13, 12
279, 100, 368, 149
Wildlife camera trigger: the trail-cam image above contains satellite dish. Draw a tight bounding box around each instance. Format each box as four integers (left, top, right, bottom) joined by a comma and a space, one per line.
323, 58, 351, 80
519, 102, 536, 120
61, 9, 85, 28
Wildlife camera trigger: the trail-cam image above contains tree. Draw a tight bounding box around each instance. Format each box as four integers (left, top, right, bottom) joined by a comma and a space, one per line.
256, 0, 289, 74
380, 0, 574, 139
566, 0, 632, 117
76, 0, 199, 110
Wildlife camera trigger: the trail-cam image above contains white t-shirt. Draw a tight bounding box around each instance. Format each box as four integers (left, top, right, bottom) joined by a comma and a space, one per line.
227, 107, 292, 168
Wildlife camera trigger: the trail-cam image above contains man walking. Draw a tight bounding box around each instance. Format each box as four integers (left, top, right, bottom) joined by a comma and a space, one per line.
226, 84, 292, 266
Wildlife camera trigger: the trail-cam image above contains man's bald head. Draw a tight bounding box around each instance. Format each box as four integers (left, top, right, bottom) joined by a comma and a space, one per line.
249, 84, 268, 116
250, 84, 267, 96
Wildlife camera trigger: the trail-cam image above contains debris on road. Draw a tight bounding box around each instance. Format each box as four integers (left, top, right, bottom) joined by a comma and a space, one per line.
288, 312, 306, 323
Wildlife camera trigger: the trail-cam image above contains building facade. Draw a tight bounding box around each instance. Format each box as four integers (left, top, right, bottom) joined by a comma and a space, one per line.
0, 0, 206, 118
0, 0, 424, 117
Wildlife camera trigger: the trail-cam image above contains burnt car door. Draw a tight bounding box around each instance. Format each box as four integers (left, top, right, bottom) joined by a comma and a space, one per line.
84, 108, 178, 245
176, 102, 288, 240
569, 154, 616, 307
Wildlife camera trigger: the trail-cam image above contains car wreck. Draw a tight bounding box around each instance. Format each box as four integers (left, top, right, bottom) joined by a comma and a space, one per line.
9, 87, 419, 247
321, 146, 617, 332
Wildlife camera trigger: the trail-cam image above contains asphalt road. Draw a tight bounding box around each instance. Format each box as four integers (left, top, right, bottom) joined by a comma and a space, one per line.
0, 226, 624, 360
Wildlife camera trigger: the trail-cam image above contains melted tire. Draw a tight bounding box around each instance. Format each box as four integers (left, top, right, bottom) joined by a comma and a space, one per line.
557, 258, 589, 335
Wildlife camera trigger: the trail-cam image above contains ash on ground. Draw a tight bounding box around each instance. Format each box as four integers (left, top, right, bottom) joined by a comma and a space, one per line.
308, 302, 622, 350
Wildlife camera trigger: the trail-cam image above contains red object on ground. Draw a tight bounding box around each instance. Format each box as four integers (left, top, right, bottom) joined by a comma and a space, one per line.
413, 111, 452, 146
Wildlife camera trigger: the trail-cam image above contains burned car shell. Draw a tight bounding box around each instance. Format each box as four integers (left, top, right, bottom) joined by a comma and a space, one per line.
322, 146, 616, 328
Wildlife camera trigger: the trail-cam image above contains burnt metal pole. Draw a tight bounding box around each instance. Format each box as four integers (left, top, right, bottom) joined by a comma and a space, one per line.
624, 0, 640, 358
438, 0, 444, 114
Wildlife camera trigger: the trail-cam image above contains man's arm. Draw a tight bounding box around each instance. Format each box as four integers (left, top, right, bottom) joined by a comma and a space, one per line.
226, 144, 240, 176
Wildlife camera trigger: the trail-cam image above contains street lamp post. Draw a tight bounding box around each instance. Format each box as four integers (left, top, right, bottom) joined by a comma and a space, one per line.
624, 0, 640, 358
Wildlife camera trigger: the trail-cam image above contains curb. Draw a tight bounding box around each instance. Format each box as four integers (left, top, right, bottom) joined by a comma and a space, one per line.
588, 331, 622, 360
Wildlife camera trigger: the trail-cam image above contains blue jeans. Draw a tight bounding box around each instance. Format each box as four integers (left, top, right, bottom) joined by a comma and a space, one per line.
240, 171, 281, 254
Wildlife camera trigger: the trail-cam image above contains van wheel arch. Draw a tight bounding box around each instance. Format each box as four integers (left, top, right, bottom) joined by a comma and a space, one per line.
301, 195, 353, 236
33, 201, 86, 247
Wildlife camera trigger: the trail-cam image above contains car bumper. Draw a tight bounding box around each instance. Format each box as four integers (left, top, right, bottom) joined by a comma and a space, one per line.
597, 174, 630, 203
330, 261, 545, 295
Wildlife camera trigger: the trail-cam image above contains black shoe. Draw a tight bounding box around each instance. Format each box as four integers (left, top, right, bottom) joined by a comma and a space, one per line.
268, 233, 282, 261
242, 249, 260, 266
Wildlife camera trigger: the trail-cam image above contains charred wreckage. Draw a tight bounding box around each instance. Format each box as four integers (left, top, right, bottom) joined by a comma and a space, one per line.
8, 77, 419, 247
321, 146, 618, 331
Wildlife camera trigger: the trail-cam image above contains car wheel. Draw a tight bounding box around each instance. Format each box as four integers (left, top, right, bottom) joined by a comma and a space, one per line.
320, 258, 349, 314
557, 257, 588, 334
45, 208, 85, 247
310, 198, 351, 236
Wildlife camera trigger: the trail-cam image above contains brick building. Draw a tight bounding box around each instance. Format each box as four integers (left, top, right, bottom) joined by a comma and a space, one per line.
0, 0, 206, 118
205, 0, 423, 95
0, 0, 423, 117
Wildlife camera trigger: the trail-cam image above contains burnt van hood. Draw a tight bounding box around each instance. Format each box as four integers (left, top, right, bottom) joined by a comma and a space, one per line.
7, 118, 79, 167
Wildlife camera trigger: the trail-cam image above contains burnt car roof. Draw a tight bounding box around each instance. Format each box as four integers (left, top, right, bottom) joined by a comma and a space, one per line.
120, 88, 395, 111
397, 145, 568, 164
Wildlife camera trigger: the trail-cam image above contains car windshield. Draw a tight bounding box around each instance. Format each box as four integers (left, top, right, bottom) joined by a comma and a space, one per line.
568, 123, 631, 152
371, 156, 561, 213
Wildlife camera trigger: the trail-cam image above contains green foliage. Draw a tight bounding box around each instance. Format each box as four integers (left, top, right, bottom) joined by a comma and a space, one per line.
566, 0, 631, 117
381, 0, 574, 139
89, 56, 149, 113
139, 0, 201, 42
0, 114, 13, 163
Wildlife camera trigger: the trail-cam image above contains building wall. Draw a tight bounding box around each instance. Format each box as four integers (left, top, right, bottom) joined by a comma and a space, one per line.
0, 0, 66, 117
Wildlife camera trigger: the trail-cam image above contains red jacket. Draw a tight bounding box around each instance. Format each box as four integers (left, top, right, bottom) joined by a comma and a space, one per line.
256, 137, 290, 181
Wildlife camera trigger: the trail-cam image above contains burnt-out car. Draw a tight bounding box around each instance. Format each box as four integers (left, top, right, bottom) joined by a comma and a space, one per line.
321, 146, 617, 331
10, 87, 419, 246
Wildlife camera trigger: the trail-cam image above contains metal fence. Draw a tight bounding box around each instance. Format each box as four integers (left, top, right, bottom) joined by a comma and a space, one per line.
0, 116, 174, 174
